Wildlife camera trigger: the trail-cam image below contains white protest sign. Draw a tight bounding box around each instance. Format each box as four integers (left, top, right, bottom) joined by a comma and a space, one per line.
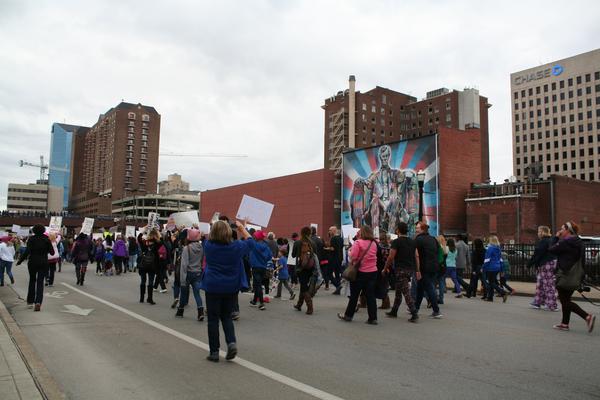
171, 211, 200, 228
126, 226, 136, 238
147, 212, 160, 229
210, 212, 220, 223
310, 223, 318, 230
80, 218, 94, 235
92, 233, 103, 241
0, 232, 8, 238
11, 224, 20, 233
341, 224, 360, 242
373, 226, 380, 239
198, 222, 211, 235
17, 228, 30, 237
389, 233, 398, 241
286, 242, 296, 266
49, 216, 62, 234
236, 195, 274, 228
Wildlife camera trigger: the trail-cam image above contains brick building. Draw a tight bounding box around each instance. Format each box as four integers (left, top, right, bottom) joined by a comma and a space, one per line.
466, 175, 600, 243
323, 76, 490, 180
70, 102, 161, 215
200, 169, 336, 237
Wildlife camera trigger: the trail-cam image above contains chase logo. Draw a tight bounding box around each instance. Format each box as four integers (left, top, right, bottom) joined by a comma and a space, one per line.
552, 64, 564, 76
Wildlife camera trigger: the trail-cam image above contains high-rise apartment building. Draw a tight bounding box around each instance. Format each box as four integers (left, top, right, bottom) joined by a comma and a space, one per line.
511, 48, 600, 182
49, 123, 87, 209
323, 76, 490, 180
70, 102, 161, 215
158, 173, 190, 195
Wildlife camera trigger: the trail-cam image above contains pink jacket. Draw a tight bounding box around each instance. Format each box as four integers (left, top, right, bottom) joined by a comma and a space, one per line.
350, 239, 377, 273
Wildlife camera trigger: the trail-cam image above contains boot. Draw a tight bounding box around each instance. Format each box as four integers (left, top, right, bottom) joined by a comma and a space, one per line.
386, 305, 398, 318
147, 285, 155, 305
140, 286, 145, 303
197, 307, 204, 321
80, 272, 85, 286
305, 293, 313, 315
379, 295, 391, 310
293, 292, 305, 311
175, 308, 184, 317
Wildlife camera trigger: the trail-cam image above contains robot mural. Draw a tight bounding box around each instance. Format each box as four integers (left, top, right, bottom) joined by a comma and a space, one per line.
342, 135, 439, 238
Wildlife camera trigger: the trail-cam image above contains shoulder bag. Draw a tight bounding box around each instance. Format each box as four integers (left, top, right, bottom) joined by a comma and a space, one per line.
342, 240, 373, 282
555, 257, 585, 292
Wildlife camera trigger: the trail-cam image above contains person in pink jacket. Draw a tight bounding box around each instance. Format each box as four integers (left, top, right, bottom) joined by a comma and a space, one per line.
337, 225, 379, 325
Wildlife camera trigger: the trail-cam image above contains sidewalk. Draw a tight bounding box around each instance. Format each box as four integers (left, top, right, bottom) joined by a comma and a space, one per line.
0, 296, 65, 400
450, 280, 600, 301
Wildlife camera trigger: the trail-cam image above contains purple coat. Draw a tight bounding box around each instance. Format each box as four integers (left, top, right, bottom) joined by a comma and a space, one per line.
113, 239, 128, 257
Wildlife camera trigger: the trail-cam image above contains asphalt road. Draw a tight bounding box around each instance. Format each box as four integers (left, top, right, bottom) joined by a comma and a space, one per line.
1, 262, 598, 400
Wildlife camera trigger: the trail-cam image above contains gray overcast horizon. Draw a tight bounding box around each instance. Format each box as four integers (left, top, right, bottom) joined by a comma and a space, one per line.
1, 0, 599, 210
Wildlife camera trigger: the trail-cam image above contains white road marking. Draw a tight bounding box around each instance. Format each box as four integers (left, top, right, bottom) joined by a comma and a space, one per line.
61, 283, 345, 400
61, 304, 94, 316
46, 290, 69, 298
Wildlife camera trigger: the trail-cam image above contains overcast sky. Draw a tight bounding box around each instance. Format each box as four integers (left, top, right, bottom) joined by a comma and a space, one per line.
1, 0, 599, 210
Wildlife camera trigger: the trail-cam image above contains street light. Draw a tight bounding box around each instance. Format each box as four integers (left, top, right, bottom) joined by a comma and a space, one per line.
417, 169, 426, 223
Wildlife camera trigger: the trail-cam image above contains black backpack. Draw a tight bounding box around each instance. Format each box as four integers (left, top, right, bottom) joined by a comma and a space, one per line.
140, 248, 156, 271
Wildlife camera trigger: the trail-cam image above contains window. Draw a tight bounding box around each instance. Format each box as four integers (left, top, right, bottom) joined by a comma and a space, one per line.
142, 114, 150, 122
371, 105, 376, 113
576, 76, 582, 85
568, 78, 573, 86
128, 112, 136, 120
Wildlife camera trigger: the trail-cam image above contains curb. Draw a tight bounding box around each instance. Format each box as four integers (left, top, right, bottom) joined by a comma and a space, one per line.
0, 298, 66, 400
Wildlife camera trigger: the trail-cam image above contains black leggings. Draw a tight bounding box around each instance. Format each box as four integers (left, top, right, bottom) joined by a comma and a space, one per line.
558, 289, 589, 325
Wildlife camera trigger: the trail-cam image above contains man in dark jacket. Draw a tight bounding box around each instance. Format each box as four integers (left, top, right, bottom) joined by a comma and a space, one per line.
17, 224, 54, 311
413, 222, 442, 319
71, 233, 92, 285
326, 226, 344, 294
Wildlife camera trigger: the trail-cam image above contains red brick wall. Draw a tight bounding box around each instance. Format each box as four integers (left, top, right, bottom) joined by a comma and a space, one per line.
438, 127, 483, 234
200, 169, 336, 237
553, 175, 600, 235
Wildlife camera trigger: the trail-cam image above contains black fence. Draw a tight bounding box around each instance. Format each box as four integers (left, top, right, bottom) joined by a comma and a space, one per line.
470, 243, 600, 284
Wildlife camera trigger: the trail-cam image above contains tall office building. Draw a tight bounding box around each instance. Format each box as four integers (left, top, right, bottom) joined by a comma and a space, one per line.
323, 76, 490, 180
158, 173, 190, 195
511, 48, 600, 182
49, 123, 88, 209
70, 102, 161, 215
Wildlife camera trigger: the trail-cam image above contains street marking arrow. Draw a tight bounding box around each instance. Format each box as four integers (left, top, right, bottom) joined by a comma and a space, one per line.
46, 291, 69, 299
61, 305, 94, 316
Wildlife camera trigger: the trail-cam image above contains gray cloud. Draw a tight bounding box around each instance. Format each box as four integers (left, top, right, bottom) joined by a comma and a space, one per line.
1, 0, 599, 209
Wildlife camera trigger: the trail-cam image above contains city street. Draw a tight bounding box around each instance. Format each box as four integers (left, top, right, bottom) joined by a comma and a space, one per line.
0, 263, 598, 400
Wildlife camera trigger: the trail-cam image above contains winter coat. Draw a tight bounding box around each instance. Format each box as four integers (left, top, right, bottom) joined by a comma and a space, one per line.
548, 235, 584, 273
200, 239, 254, 294
483, 244, 502, 273
179, 241, 204, 286
17, 234, 54, 271
113, 239, 128, 257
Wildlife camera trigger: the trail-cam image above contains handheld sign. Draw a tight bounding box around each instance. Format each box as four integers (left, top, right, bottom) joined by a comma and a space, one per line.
126, 225, 136, 238
49, 216, 62, 234
236, 195, 274, 228
81, 218, 94, 235
171, 211, 200, 228
147, 212, 160, 230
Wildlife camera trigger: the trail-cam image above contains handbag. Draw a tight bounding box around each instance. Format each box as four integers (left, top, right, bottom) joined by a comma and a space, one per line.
342, 240, 373, 282
555, 257, 585, 292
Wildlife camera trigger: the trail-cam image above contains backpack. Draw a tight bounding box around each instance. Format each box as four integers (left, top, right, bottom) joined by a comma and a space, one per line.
140, 247, 157, 271
298, 241, 316, 270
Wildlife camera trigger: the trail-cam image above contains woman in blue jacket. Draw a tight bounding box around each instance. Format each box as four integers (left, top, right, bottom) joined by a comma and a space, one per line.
248, 230, 273, 310
200, 220, 253, 362
482, 235, 508, 303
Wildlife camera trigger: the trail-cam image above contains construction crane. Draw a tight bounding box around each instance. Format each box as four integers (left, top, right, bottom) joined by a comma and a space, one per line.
159, 152, 247, 158
19, 155, 48, 182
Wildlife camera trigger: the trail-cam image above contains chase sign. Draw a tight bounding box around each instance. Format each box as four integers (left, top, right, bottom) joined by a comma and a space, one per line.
514, 64, 564, 85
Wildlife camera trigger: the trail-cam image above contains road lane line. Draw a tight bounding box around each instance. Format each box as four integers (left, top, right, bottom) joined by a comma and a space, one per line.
61, 283, 345, 400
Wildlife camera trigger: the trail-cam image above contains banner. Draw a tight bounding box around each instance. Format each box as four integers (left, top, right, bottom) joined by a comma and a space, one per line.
80, 218, 94, 235
342, 135, 439, 238
48, 216, 62, 234
236, 195, 274, 228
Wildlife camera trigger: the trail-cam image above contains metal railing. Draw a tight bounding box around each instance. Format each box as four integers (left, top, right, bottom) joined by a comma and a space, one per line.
466, 243, 600, 284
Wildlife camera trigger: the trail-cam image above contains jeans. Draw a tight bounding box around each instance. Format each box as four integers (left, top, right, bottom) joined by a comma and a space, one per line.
74, 261, 88, 283
205, 292, 237, 353
47, 262, 57, 285
27, 265, 47, 305
330, 263, 342, 288
485, 271, 505, 300
0, 260, 14, 285
276, 279, 294, 297
252, 268, 266, 303
343, 271, 378, 321
179, 271, 203, 309
172, 278, 181, 300
139, 270, 156, 289
415, 272, 440, 313
455, 268, 470, 292
500, 275, 514, 293
446, 268, 461, 294
129, 254, 138, 271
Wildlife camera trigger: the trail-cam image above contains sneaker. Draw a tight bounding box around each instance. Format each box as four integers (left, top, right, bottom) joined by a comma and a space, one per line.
206, 352, 219, 362
34, 304, 41, 312
289, 293, 296, 300
366, 319, 378, 325
160, 289, 168, 294
553, 323, 569, 331
502, 293, 508, 303
273, 295, 281, 298
231, 312, 240, 321
226, 343, 237, 360
586, 315, 596, 333
258, 304, 266, 311
337, 313, 352, 322
249, 300, 257, 307
171, 299, 179, 309
530, 303, 541, 309
409, 313, 419, 323
385, 311, 398, 318
27, 304, 33, 309
175, 308, 184, 318
430, 312, 443, 319
455, 294, 463, 298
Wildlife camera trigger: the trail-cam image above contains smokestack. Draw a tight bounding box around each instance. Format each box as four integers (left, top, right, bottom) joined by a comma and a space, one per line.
348, 75, 356, 148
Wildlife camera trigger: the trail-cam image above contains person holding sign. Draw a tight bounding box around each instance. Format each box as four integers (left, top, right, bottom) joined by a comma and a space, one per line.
200, 220, 253, 362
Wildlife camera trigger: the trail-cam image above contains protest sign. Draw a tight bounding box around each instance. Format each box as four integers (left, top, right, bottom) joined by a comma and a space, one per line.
286, 242, 296, 266
48, 216, 62, 234
17, 227, 30, 237
11, 224, 20, 233
210, 212, 220, 223
126, 226, 136, 238
92, 233, 103, 241
147, 212, 160, 230
198, 222, 211, 235
81, 218, 94, 235
236, 195, 274, 228
0, 232, 7, 238
341, 224, 360, 242
171, 211, 200, 228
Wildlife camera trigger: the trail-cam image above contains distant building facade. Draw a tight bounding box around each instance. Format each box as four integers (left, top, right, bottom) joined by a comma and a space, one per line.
511, 48, 600, 182
69, 102, 161, 216
49, 123, 87, 209
7, 181, 62, 214
112, 193, 199, 222
158, 173, 190, 195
